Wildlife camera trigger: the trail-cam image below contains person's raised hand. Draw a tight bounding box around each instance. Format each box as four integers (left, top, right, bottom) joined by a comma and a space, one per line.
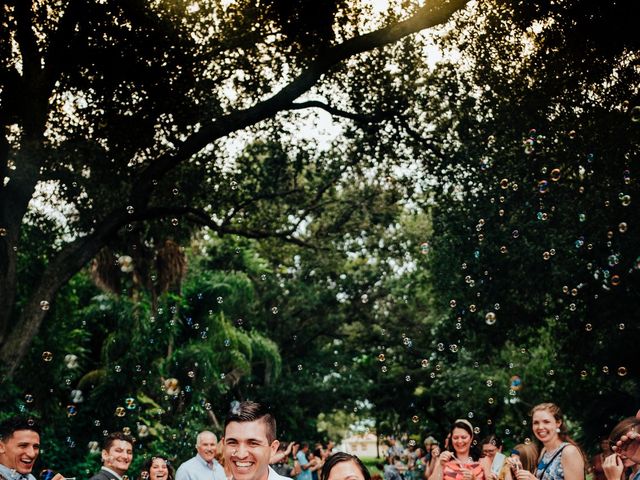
602, 453, 624, 480
439, 451, 454, 465
613, 430, 640, 463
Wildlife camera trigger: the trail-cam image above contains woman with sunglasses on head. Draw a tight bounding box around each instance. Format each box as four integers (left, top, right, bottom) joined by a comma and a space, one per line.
432, 419, 491, 480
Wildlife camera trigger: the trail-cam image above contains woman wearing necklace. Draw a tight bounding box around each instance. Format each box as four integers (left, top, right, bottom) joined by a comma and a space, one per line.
432, 419, 491, 480
515, 403, 585, 480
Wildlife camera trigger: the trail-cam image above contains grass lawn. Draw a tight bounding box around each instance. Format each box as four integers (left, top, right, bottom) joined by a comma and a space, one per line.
359, 457, 384, 475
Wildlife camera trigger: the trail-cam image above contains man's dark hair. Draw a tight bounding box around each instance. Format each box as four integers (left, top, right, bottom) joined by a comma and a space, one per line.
0, 416, 41, 441
224, 401, 276, 443
103, 431, 135, 452
321, 453, 371, 480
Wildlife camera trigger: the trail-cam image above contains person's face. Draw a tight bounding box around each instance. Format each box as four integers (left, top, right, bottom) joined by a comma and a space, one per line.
0, 430, 40, 475
482, 443, 499, 460
451, 428, 472, 455
224, 420, 279, 480
150, 458, 169, 480
532, 410, 560, 444
197, 433, 218, 463
103, 440, 133, 476
327, 460, 365, 480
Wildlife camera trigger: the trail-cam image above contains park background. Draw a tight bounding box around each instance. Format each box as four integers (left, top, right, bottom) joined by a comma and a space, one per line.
0, 0, 639, 477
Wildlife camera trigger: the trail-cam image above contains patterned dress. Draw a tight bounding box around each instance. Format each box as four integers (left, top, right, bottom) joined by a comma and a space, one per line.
443, 460, 485, 480
535, 443, 568, 480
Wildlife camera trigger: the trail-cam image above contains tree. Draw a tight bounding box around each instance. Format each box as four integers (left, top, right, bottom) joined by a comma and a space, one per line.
0, 0, 471, 378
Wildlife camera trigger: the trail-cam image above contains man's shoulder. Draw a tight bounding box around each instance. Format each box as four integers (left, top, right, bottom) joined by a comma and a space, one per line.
269, 466, 293, 480
89, 470, 115, 480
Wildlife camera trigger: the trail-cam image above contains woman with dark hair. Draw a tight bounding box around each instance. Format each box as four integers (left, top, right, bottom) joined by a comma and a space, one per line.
515, 403, 584, 480
603, 417, 640, 480
138, 456, 175, 480
320, 452, 371, 480
432, 419, 491, 480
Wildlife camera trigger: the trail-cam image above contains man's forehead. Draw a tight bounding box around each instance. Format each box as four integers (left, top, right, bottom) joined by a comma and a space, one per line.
109, 440, 133, 450
6, 430, 40, 442
224, 420, 269, 441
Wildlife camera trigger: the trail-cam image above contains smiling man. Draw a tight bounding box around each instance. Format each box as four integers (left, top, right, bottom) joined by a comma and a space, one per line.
0, 417, 65, 480
89, 432, 134, 480
223, 401, 291, 480
176, 431, 225, 480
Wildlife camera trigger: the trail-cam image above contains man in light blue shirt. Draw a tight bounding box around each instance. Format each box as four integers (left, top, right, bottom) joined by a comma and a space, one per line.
295, 444, 311, 480
176, 431, 226, 480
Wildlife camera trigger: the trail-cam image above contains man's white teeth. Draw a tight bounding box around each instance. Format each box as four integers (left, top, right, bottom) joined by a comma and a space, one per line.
236, 462, 252, 467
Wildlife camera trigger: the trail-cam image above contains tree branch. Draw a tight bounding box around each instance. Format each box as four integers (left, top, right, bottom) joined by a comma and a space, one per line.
288, 100, 385, 123
130, 0, 471, 206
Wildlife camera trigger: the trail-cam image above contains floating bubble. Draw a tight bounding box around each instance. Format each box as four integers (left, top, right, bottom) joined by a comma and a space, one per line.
585, 323, 592, 331
578, 213, 586, 222
216, 296, 223, 304
224, 338, 231, 347
568, 130, 577, 139
602, 366, 609, 374
412, 415, 419, 423
621, 195, 631, 206
617, 366, 628, 377
0, 227, 6, 236
550, 168, 561, 181
419, 242, 430, 254
40, 300, 50, 311
538, 180, 549, 193
468, 412, 474, 419
469, 304, 477, 312
486, 379, 493, 387
548, 369, 555, 376
611, 275, 621, 286
381, 366, 388, 373
421, 359, 429, 368
405, 375, 411, 382
137, 424, 150, 437
66, 405, 78, 417
437, 343, 445, 351
488, 397, 495, 404
271, 306, 279, 314
500, 246, 508, 254
543, 251, 550, 260
619, 222, 628, 233
485, 312, 496, 325
125, 398, 136, 410
512, 230, 520, 238
71, 390, 84, 403
297, 364, 303, 371
118, 255, 134, 273
25, 394, 34, 403
449, 344, 458, 353
618, 323, 625, 330
88, 441, 100, 454
115, 407, 126, 417
42, 351, 53, 362
126, 205, 134, 214
569, 303, 576, 311
500, 179, 509, 189
172, 188, 179, 196
450, 299, 457, 308
631, 106, 640, 122
378, 353, 385, 362
580, 370, 588, 378
403, 336, 411, 346
164, 378, 180, 395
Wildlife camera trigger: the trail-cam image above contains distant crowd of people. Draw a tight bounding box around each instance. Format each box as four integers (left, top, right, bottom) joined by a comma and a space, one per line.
1, 401, 639, 480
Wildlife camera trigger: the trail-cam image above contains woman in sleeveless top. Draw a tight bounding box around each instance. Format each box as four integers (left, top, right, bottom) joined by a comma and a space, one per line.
432, 419, 491, 480
514, 403, 584, 480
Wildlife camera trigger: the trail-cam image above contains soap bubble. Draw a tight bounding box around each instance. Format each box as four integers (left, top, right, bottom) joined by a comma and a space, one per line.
500, 179, 509, 189
115, 407, 126, 417
485, 312, 496, 325
617, 367, 628, 377
486, 379, 493, 387
420, 242, 430, 254
450, 299, 457, 308
538, 180, 549, 193
412, 415, 419, 423
66, 405, 78, 417
619, 222, 628, 233
550, 169, 561, 181
40, 300, 50, 311
125, 398, 136, 410
378, 354, 385, 362
25, 394, 34, 403
421, 359, 429, 368
631, 106, 640, 122
42, 351, 53, 362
